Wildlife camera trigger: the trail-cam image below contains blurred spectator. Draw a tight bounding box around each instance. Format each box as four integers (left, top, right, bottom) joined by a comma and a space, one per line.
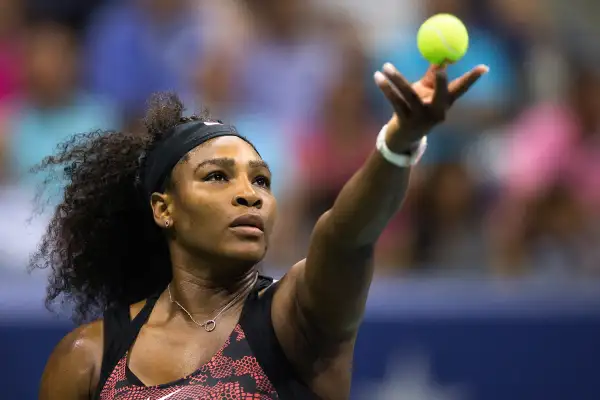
490, 61, 600, 277
484, 0, 567, 105
193, 0, 346, 127
275, 40, 382, 266
478, 0, 550, 67
0, 181, 50, 275
295, 56, 372, 226
27, 0, 106, 32
502, 63, 600, 218
5, 21, 119, 189
0, 0, 25, 104
0, 117, 8, 183
0, 64, 45, 276
394, 162, 488, 274
490, 185, 600, 278
84, 0, 200, 120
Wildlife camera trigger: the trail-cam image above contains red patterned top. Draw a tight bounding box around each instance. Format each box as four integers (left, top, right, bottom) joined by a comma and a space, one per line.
99, 325, 278, 400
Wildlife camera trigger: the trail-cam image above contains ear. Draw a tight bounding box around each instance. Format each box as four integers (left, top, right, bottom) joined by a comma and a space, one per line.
150, 192, 172, 229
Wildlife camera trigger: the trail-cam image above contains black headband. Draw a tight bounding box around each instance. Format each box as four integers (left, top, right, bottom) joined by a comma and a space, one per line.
140, 120, 255, 201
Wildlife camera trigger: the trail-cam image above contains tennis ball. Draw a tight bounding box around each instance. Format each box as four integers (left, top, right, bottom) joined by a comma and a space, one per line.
417, 14, 469, 65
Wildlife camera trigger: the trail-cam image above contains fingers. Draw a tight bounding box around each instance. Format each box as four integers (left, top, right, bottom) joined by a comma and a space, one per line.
382, 63, 422, 106
421, 63, 446, 89
449, 64, 489, 104
374, 62, 489, 124
431, 70, 449, 110
374, 71, 411, 118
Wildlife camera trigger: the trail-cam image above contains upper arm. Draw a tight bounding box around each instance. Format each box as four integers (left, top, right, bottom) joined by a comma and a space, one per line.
271, 212, 374, 373
298, 211, 375, 336
39, 322, 103, 400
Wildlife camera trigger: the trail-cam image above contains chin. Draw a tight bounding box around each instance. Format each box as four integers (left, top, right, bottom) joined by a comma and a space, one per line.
222, 242, 267, 265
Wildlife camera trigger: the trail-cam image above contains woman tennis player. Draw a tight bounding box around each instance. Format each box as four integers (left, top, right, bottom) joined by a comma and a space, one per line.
37, 62, 487, 399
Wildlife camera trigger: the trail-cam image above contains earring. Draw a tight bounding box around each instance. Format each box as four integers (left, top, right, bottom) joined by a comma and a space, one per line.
165, 220, 171, 228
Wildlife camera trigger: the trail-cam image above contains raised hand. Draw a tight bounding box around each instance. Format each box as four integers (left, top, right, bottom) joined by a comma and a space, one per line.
374, 62, 489, 152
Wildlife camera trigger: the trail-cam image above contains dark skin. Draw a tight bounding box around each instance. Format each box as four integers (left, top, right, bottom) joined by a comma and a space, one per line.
40, 62, 487, 399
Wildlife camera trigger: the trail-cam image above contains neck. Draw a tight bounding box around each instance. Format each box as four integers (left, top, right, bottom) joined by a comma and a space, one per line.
167, 247, 257, 317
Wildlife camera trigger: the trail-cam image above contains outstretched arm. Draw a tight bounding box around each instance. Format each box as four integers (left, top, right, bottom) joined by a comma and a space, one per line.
273, 63, 488, 364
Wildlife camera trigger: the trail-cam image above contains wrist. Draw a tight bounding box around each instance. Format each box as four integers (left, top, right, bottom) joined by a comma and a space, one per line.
376, 125, 427, 168
384, 116, 424, 153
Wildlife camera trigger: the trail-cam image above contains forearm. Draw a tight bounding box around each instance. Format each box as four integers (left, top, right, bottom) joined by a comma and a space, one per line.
326, 147, 411, 248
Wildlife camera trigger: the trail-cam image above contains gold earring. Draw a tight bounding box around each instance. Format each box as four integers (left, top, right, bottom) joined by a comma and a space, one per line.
165, 220, 171, 228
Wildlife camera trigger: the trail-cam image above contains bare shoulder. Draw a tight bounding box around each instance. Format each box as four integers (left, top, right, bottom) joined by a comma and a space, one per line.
270, 262, 355, 399
39, 319, 104, 400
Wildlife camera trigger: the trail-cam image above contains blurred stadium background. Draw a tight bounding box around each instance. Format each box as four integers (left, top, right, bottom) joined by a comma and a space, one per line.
1, 0, 600, 398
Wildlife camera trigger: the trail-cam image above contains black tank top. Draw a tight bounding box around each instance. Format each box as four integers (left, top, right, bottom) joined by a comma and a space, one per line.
93, 275, 318, 399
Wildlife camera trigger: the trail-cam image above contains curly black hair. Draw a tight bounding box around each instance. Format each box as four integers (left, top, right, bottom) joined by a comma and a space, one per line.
29, 93, 216, 323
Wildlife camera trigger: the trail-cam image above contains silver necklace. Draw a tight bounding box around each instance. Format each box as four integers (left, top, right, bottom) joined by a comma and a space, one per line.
167, 273, 258, 332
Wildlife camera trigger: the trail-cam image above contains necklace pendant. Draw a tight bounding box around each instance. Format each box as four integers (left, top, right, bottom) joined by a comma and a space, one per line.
204, 320, 216, 332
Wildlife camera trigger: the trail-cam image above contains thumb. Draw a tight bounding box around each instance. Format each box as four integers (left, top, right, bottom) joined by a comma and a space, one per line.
387, 114, 401, 134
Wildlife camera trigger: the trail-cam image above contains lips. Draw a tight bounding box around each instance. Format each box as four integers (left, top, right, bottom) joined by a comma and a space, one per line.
229, 214, 265, 232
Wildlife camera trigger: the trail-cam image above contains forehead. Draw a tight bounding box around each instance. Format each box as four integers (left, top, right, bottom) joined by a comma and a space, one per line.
185, 136, 262, 165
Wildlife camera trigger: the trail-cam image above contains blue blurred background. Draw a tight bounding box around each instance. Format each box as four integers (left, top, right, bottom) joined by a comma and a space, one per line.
1, 0, 600, 398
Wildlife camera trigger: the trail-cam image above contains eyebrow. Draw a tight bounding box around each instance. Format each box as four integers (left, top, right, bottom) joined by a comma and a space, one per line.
194, 157, 271, 173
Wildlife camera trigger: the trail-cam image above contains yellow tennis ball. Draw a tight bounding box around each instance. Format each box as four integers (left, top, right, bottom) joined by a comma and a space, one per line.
417, 14, 469, 65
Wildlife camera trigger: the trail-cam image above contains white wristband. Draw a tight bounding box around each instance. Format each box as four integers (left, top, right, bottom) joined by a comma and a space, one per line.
375, 124, 427, 168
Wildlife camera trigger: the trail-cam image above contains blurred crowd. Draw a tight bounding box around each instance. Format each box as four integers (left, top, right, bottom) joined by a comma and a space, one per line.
1, 0, 600, 280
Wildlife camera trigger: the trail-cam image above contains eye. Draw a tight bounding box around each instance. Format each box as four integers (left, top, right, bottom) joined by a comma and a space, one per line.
254, 175, 271, 188
204, 171, 228, 182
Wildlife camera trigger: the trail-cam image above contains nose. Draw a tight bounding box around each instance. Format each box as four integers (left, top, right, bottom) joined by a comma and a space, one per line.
232, 184, 262, 209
